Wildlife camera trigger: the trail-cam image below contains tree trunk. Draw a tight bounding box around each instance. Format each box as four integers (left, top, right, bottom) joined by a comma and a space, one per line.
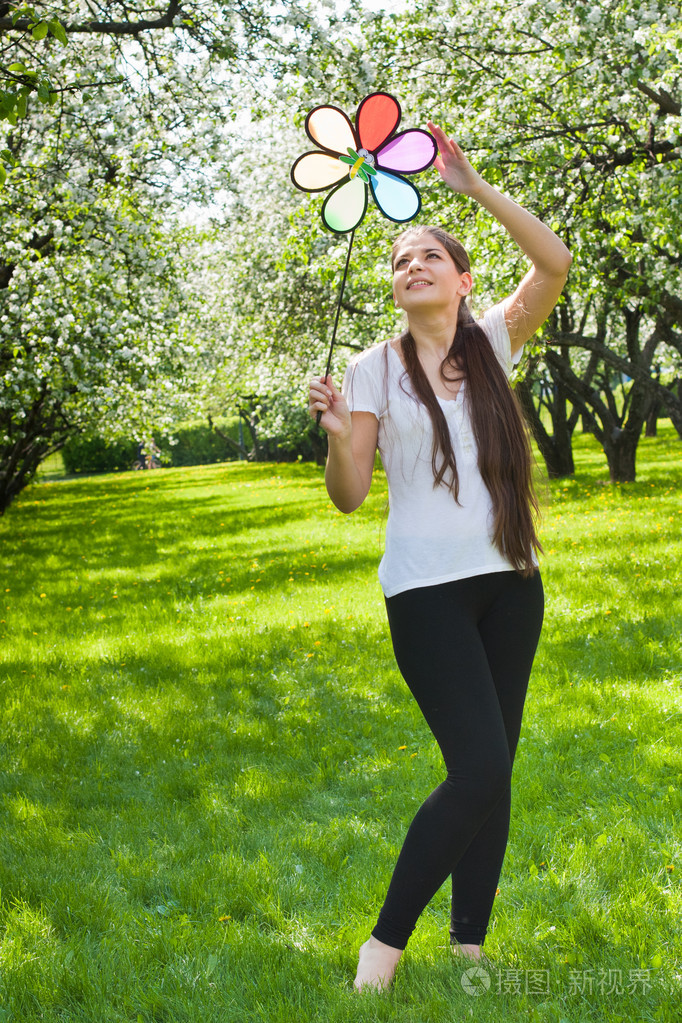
602, 428, 641, 482
516, 378, 575, 477
541, 428, 575, 478
0, 389, 70, 511
238, 408, 261, 461
601, 376, 653, 481
543, 326, 661, 483
666, 380, 682, 439
209, 416, 250, 461
0, 435, 62, 513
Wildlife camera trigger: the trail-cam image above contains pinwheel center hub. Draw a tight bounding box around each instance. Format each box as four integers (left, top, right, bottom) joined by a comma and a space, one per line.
347, 147, 377, 180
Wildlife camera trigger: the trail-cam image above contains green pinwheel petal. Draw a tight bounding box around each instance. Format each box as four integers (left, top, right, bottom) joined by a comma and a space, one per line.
321, 176, 368, 233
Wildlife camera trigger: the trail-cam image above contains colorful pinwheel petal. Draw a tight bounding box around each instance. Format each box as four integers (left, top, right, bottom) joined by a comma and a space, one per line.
291, 92, 437, 234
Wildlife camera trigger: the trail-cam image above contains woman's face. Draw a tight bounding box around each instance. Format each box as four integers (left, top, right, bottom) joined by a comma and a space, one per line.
392, 232, 472, 313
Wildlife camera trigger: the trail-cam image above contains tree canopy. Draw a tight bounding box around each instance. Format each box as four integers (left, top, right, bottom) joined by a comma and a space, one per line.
238, 0, 682, 481
1, 0, 681, 507
0, 0, 359, 507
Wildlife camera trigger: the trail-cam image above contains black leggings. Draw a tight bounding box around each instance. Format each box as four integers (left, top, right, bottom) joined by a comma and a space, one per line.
372, 569, 544, 950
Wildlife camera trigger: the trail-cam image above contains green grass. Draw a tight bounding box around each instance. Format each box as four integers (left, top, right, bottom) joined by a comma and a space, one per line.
1, 425, 681, 1022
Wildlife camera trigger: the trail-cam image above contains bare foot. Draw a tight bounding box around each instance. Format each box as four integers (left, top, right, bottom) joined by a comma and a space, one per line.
353, 935, 403, 992
451, 942, 482, 960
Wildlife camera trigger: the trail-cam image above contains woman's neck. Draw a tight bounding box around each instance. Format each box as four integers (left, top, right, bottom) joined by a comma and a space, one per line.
405, 305, 460, 362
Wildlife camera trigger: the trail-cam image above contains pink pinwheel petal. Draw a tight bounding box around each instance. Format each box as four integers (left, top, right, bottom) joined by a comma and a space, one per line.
356, 93, 400, 152
376, 130, 437, 174
306, 105, 356, 156
291, 152, 349, 192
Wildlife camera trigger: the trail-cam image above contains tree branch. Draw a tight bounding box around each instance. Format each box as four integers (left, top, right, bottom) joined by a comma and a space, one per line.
0, 1, 184, 36
636, 81, 681, 117
546, 328, 682, 426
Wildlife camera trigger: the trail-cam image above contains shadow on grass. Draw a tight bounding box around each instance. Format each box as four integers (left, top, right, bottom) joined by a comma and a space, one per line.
0, 610, 401, 903
0, 612, 679, 1019
3, 469, 384, 601
1, 593, 678, 876
27, 460, 325, 502
1, 455, 679, 1018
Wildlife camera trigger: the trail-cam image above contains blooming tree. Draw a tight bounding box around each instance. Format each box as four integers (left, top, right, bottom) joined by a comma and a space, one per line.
0, 0, 360, 507
358, 0, 682, 480
233, 0, 680, 479
213, 0, 682, 479
5, 0, 679, 493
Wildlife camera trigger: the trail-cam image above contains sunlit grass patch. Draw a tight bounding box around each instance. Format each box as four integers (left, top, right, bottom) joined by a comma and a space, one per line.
0, 429, 680, 1020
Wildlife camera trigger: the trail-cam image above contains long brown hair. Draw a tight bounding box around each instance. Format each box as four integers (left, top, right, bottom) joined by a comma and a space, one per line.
391, 225, 541, 576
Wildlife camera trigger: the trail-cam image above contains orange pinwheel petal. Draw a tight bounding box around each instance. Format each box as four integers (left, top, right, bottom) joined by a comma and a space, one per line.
291, 152, 348, 192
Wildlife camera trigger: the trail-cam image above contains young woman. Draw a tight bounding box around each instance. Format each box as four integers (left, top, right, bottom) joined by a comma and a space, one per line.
308, 122, 571, 992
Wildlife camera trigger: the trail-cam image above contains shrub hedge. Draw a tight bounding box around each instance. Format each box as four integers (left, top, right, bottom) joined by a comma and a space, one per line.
62, 420, 240, 473
60, 413, 327, 474
61, 434, 139, 473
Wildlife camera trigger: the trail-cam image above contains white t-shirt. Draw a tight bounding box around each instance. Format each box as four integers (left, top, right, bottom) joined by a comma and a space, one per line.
342, 303, 525, 598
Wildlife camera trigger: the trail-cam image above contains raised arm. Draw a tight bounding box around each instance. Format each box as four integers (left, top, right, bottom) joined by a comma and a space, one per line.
308, 375, 378, 513
428, 122, 572, 354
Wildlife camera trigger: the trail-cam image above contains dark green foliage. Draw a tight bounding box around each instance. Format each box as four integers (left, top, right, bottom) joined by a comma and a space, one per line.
158, 421, 239, 467
61, 432, 138, 473
61, 422, 240, 473
59, 414, 325, 474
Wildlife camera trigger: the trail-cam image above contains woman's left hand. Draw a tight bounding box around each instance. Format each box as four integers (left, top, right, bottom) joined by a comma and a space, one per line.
428, 121, 484, 198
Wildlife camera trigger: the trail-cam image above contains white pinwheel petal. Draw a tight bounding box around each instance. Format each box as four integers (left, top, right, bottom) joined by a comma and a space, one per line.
306, 105, 356, 155
322, 177, 368, 233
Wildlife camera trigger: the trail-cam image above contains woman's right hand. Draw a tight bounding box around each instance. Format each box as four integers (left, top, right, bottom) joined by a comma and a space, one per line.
308, 375, 351, 438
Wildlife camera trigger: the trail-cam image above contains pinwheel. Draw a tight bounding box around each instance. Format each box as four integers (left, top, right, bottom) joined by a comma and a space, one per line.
291, 92, 437, 420
291, 92, 436, 234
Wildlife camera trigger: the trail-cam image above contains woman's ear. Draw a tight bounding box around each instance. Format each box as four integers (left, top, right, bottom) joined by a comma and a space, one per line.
458, 272, 473, 296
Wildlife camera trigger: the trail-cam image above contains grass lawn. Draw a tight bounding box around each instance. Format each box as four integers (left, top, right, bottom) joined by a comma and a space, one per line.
1, 425, 681, 1022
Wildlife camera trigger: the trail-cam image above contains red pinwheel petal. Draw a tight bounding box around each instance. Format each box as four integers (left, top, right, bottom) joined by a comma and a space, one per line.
376, 130, 437, 174
356, 93, 401, 153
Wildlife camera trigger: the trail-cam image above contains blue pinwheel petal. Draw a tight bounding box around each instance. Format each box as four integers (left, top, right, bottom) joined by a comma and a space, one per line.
370, 170, 421, 223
